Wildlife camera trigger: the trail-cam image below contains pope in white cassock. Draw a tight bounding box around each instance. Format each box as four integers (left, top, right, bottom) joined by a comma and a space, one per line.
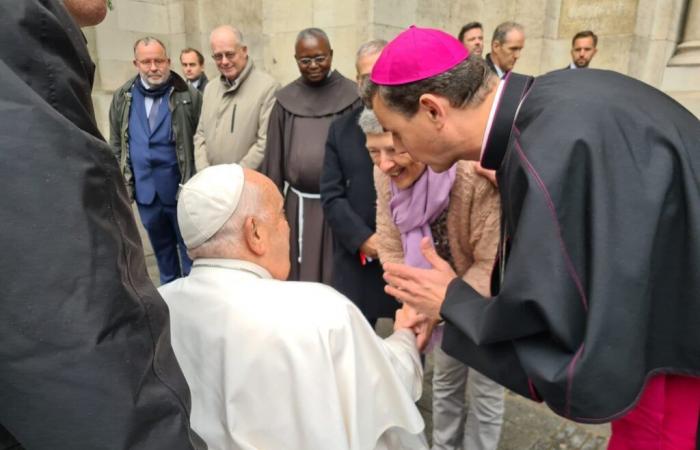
158, 163, 428, 450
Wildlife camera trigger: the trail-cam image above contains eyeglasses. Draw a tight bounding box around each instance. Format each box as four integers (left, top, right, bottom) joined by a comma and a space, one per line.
136, 58, 168, 67
212, 51, 237, 62
296, 55, 328, 66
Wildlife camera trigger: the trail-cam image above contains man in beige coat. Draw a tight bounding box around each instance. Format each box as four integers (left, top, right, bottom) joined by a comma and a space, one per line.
194, 25, 279, 170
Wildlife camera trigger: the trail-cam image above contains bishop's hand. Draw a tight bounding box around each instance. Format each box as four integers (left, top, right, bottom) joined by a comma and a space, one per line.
383, 237, 457, 321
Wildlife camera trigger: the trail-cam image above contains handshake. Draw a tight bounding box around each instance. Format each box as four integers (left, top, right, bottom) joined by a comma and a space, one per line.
394, 305, 441, 352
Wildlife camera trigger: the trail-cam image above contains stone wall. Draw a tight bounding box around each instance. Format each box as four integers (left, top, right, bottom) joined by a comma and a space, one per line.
88, 0, 699, 137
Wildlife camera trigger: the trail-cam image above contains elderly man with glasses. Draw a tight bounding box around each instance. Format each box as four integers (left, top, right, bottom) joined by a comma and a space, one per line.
261, 27, 362, 284
109, 36, 202, 284
194, 25, 279, 171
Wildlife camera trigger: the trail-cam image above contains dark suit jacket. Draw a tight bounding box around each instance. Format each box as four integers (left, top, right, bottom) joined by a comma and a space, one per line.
485, 53, 498, 76
194, 73, 208, 93
320, 107, 399, 320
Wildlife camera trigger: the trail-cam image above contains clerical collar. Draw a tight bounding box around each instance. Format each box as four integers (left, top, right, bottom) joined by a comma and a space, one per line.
192, 258, 273, 280
479, 80, 505, 160
493, 63, 506, 79
480, 72, 534, 170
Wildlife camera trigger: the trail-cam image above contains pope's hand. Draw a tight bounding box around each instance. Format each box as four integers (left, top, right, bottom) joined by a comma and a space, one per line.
384, 237, 457, 321
393, 305, 423, 330
394, 305, 436, 352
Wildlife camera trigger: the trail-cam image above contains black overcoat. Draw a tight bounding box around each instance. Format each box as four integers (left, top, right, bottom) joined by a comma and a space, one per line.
0, 1, 205, 448
321, 107, 399, 320
441, 70, 700, 423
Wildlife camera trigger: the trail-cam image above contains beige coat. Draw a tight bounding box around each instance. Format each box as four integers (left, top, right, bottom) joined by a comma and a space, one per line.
375, 161, 500, 297
194, 61, 279, 170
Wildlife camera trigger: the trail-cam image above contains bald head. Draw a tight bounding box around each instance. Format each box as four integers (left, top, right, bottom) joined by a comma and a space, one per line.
62, 0, 107, 27
210, 25, 244, 46
210, 25, 248, 81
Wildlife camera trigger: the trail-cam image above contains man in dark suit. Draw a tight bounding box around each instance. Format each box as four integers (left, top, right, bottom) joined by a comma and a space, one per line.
110, 37, 202, 284
320, 40, 399, 326
180, 47, 209, 92
484, 21, 525, 78
568, 30, 598, 69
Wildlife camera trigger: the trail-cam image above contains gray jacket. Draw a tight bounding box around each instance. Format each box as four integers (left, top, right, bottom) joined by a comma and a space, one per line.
109, 71, 202, 199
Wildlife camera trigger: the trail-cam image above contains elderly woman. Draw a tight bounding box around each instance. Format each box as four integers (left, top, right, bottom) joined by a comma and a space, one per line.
359, 108, 505, 450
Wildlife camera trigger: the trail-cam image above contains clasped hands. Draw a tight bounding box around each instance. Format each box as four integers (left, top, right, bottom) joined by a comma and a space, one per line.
389, 237, 458, 351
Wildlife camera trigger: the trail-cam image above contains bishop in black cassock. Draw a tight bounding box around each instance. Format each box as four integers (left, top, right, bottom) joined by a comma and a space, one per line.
368, 27, 700, 442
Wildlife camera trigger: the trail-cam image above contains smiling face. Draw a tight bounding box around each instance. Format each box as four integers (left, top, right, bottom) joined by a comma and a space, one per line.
210, 27, 248, 82
371, 94, 458, 173
133, 41, 171, 87
365, 131, 426, 189
295, 36, 333, 84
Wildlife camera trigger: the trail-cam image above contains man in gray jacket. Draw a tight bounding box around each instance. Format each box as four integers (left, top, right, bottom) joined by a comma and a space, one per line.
109, 37, 202, 283
194, 25, 279, 170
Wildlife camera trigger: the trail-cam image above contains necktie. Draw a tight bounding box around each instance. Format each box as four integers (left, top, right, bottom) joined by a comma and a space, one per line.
148, 96, 162, 132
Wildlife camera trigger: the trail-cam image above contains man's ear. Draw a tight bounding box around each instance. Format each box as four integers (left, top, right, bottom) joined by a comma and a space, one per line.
418, 94, 447, 128
244, 216, 265, 256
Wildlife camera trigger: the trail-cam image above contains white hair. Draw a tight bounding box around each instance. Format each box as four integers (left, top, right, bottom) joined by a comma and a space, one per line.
209, 25, 245, 46
358, 108, 384, 135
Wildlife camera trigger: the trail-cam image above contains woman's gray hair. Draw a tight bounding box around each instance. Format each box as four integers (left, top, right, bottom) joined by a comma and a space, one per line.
360, 56, 497, 118
358, 108, 384, 135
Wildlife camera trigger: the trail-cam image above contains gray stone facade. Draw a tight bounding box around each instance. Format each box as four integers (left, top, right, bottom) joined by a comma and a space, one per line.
86, 0, 700, 136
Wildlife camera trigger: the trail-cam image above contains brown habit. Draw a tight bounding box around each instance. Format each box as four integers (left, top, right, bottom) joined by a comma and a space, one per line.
261, 71, 361, 283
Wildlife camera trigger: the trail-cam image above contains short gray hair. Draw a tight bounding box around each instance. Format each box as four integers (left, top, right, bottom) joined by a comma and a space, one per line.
209, 25, 245, 47
361, 57, 497, 118
358, 108, 384, 135
133, 36, 167, 55
296, 27, 330, 46
187, 181, 268, 259
492, 22, 524, 44
356, 39, 387, 59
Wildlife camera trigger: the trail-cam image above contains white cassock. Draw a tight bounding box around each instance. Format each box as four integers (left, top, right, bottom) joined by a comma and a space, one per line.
159, 258, 428, 450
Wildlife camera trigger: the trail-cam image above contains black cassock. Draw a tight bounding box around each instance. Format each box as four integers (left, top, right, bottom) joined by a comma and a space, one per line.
320, 107, 399, 321
441, 70, 700, 423
0, 1, 205, 448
